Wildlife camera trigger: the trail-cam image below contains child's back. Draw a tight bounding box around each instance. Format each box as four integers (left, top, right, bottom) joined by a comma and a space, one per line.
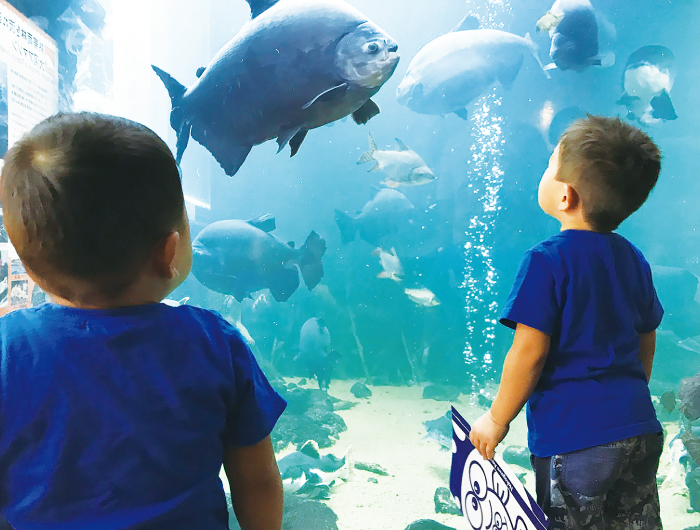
503, 229, 662, 457
1, 304, 283, 528
0, 113, 286, 529
469, 116, 665, 529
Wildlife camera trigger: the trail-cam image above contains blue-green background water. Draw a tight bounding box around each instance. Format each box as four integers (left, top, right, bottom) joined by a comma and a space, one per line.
159, 0, 700, 390
25, 0, 700, 527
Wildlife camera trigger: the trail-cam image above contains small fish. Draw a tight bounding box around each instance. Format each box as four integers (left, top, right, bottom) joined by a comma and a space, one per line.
405, 287, 440, 307
161, 297, 190, 307
373, 247, 403, 281
221, 296, 257, 345
357, 134, 435, 188
660, 391, 676, 413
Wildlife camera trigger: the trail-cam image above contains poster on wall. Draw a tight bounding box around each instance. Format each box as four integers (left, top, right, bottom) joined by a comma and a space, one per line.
0, 0, 58, 314
450, 407, 549, 530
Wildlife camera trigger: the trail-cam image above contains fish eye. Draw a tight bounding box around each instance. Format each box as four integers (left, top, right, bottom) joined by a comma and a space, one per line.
366, 42, 379, 54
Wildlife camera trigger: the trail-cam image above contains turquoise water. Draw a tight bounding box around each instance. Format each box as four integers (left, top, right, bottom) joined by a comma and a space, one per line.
32, 0, 700, 527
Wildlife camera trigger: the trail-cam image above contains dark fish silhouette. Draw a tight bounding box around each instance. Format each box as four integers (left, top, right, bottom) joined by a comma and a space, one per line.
191, 215, 326, 302
652, 266, 700, 340
548, 105, 586, 146
538, 0, 608, 72
335, 188, 414, 247
152, 0, 399, 176
617, 46, 677, 124
295, 318, 340, 391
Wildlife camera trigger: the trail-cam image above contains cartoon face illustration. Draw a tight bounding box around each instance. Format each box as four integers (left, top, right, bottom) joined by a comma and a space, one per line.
450, 408, 548, 530
460, 456, 528, 530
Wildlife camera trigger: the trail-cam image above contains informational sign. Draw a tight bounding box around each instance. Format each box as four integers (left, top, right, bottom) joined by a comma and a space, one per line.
0, 1, 58, 314
450, 407, 549, 530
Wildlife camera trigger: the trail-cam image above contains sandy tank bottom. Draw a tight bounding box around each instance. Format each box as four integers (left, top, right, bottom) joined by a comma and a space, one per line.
222, 379, 700, 530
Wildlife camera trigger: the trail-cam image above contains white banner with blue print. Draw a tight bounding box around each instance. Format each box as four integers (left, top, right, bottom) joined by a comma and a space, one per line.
449, 406, 549, 530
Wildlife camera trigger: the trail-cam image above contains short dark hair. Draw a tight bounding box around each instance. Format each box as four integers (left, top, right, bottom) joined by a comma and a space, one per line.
558, 115, 661, 233
0, 112, 184, 300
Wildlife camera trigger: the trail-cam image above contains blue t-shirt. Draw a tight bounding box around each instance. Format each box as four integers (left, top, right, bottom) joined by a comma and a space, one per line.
500, 230, 663, 458
0, 303, 286, 530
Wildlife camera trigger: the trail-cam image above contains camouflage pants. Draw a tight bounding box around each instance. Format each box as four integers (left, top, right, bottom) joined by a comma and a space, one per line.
531, 432, 664, 530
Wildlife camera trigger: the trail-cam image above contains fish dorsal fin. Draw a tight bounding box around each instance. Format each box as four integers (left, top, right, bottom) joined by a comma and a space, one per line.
394, 138, 411, 152
196, 67, 206, 78
247, 214, 276, 232
368, 134, 378, 152
246, 0, 280, 18
450, 14, 479, 32
299, 440, 321, 459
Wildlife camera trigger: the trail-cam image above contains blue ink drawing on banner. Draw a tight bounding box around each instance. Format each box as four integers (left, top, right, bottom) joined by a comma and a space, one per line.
449, 406, 549, 530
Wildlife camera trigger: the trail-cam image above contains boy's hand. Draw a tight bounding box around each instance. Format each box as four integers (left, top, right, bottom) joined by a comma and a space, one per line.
469, 411, 509, 460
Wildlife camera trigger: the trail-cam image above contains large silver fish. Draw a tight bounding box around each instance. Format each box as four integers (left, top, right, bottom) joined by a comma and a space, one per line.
396, 16, 547, 119
152, 0, 399, 176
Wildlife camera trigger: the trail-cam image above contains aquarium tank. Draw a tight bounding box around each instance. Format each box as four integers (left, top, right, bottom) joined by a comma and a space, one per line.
2, 0, 700, 528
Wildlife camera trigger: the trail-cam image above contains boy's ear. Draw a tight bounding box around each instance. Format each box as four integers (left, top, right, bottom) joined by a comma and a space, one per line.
559, 184, 580, 212
155, 231, 180, 279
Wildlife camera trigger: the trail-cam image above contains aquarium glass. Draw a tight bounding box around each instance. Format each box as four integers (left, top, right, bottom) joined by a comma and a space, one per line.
5, 0, 700, 528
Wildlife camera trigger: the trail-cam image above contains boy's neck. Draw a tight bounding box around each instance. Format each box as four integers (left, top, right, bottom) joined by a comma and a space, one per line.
555, 208, 596, 232
559, 219, 595, 232
31, 270, 171, 310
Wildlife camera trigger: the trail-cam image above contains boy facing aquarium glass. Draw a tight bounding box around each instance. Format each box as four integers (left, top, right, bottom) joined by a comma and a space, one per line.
0, 113, 285, 530
470, 115, 665, 529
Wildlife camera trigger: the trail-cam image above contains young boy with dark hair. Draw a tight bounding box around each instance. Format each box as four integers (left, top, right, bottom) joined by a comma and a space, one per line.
0, 112, 286, 530
470, 115, 665, 529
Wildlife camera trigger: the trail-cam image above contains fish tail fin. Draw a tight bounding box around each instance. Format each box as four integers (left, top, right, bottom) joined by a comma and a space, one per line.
299, 231, 327, 290
357, 134, 377, 165
152, 65, 191, 163
338, 446, 353, 481
334, 209, 357, 244
357, 151, 374, 165
597, 51, 616, 68
526, 41, 552, 80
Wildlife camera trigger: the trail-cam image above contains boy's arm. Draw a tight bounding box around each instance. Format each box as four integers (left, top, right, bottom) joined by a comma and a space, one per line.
224, 435, 283, 530
639, 330, 656, 382
470, 323, 550, 460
